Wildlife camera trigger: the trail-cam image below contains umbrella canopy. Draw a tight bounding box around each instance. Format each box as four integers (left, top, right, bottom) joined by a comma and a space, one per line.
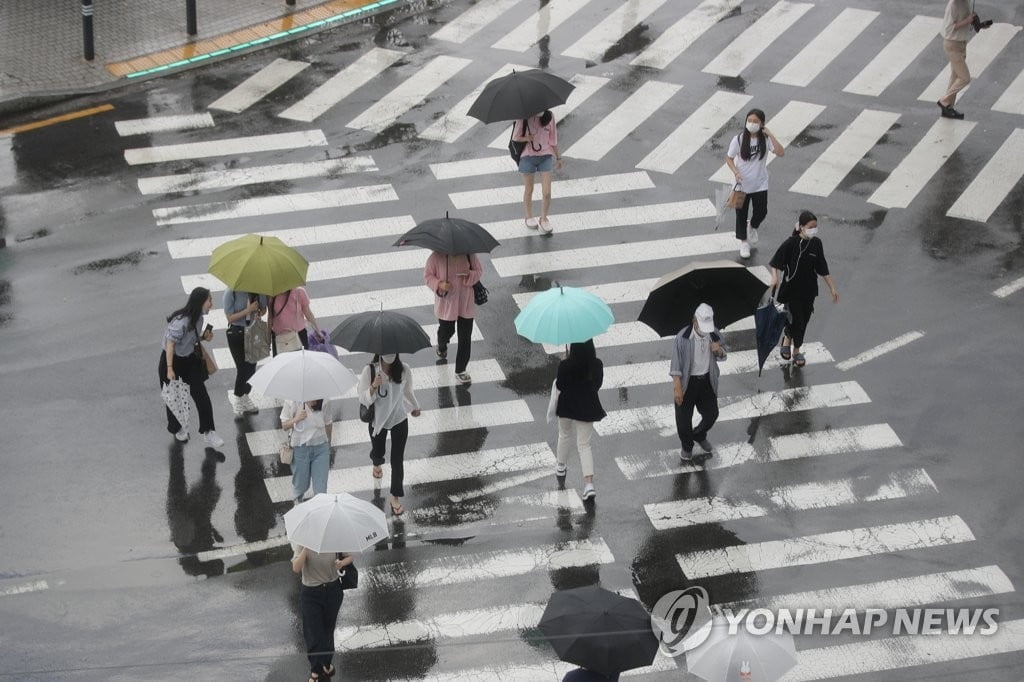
467, 69, 575, 123
284, 493, 389, 553
538, 585, 660, 677
514, 285, 614, 345
161, 380, 191, 429
330, 310, 431, 355
638, 260, 768, 337
247, 349, 357, 401
394, 213, 500, 255
686, 619, 797, 682
754, 293, 789, 376
208, 234, 308, 296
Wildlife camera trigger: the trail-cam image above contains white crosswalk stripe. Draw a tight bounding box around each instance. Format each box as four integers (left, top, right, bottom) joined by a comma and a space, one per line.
918, 23, 1022, 103
631, 0, 744, 70
431, 0, 521, 44
868, 119, 976, 208
771, 8, 879, 87
347, 55, 472, 133
278, 48, 404, 122
843, 15, 943, 96
492, 0, 590, 52
115, 112, 215, 136
946, 127, 1024, 222
124, 130, 326, 165
139, 156, 377, 195
561, 0, 672, 62
703, 0, 813, 77
419, 63, 530, 143
563, 80, 682, 161
449, 171, 655, 209
209, 58, 310, 113
992, 66, 1024, 115
637, 90, 752, 174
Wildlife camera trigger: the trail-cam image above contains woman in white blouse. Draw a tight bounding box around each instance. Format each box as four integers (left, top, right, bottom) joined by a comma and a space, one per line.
357, 354, 421, 515
281, 399, 333, 504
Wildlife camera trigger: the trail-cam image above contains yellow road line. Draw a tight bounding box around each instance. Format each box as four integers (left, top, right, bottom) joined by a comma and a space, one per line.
0, 104, 115, 136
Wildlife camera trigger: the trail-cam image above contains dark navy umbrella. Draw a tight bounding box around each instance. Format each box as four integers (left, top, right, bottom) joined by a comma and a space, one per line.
755, 292, 789, 376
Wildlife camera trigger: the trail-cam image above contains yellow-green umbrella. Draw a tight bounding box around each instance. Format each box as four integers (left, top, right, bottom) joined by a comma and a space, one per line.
208, 234, 308, 296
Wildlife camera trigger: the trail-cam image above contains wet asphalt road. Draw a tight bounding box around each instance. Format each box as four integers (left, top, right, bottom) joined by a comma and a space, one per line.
1, 0, 1023, 679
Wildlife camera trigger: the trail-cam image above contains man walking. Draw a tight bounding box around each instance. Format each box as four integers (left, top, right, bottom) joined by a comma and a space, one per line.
670, 303, 727, 463
938, 0, 984, 119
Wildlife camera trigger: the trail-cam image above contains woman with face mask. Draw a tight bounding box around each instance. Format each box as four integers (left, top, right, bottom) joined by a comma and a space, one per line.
769, 211, 839, 368
725, 108, 785, 259
357, 353, 421, 515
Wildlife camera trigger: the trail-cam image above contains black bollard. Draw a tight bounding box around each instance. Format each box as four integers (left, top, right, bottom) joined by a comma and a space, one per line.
82, 0, 95, 61
186, 0, 197, 36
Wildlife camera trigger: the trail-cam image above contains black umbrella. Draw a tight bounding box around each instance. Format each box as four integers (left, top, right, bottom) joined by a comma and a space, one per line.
638, 260, 768, 337
538, 585, 659, 677
467, 69, 575, 123
755, 290, 789, 376
329, 310, 430, 355
393, 212, 500, 254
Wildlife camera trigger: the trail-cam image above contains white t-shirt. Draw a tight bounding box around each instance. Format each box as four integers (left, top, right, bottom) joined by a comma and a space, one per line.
280, 400, 333, 447
689, 332, 712, 376
727, 133, 776, 194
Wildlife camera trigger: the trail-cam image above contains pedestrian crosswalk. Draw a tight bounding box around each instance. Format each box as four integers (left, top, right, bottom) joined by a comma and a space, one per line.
121, 0, 1024, 676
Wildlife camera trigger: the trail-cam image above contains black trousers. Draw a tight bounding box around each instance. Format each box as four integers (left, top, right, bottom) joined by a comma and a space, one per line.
785, 298, 815, 348
225, 326, 257, 397
158, 350, 214, 434
735, 189, 768, 240
369, 418, 409, 497
437, 317, 474, 373
299, 581, 343, 675
674, 374, 719, 453
271, 328, 309, 356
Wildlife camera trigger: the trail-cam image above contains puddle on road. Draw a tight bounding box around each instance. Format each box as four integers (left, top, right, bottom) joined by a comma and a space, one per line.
71, 249, 157, 275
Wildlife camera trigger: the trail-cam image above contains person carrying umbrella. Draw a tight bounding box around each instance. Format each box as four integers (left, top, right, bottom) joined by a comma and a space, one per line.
769, 211, 839, 368
281, 399, 335, 505
670, 303, 727, 463
513, 109, 563, 233
158, 287, 224, 448
554, 340, 606, 500
424, 252, 483, 384
357, 354, 421, 515
222, 288, 266, 415
291, 544, 352, 682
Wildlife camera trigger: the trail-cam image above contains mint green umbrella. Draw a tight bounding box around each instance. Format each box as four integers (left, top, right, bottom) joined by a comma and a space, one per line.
514, 285, 614, 345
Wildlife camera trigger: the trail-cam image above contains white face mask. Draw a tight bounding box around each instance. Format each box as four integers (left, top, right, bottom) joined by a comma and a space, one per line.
746, 122, 761, 134
381, 354, 397, 364
803, 227, 818, 238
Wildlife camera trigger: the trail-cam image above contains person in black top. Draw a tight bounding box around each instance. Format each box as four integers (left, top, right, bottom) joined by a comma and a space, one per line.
769, 211, 839, 367
554, 340, 607, 500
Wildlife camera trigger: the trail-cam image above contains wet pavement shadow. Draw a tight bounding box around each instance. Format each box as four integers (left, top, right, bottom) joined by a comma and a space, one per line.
166, 444, 226, 578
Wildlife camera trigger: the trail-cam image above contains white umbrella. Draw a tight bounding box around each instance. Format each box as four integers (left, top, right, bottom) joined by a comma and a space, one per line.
712, 183, 732, 230
248, 349, 357, 401
686, 617, 797, 682
284, 493, 389, 553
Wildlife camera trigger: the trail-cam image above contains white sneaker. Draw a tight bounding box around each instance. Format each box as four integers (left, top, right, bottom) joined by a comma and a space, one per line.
239, 395, 259, 414
203, 430, 225, 448
748, 226, 759, 245
174, 428, 189, 442
582, 482, 596, 500
539, 218, 552, 233
739, 241, 751, 258
525, 218, 539, 229
455, 372, 472, 385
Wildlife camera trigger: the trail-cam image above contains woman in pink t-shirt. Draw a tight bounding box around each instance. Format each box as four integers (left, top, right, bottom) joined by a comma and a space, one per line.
268, 286, 320, 354
512, 109, 563, 233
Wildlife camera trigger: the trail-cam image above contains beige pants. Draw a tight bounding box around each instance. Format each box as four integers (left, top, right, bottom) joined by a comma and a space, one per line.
941, 39, 971, 106
556, 418, 595, 478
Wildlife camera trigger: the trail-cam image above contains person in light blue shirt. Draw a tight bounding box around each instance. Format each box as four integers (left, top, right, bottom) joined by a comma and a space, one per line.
222, 288, 267, 415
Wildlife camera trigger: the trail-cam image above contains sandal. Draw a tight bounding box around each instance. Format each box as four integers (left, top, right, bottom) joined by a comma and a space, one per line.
308, 674, 320, 682
780, 338, 791, 361
794, 352, 806, 368
391, 499, 405, 516
372, 466, 383, 479
322, 665, 336, 677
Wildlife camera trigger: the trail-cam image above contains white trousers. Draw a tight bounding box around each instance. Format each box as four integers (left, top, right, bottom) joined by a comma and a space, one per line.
556, 418, 595, 478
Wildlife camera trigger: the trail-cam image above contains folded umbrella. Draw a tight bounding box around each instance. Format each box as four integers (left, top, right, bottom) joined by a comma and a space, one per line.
539, 585, 660, 677
330, 310, 431, 355
161, 379, 191, 429
639, 260, 768, 337
284, 493, 389, 553
208, 234, 308, 296
754, 290, 789, 376
686, 618, 797, 682
514, 285, 614, 345
712, 184, 731, 230
467, 69, 575, 123
247, 349, 357, 402
394, 212, 500, 255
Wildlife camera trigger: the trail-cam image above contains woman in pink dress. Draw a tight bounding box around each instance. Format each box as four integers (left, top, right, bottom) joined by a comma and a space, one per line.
424, 252, 483, 385
512, 109, 563, 233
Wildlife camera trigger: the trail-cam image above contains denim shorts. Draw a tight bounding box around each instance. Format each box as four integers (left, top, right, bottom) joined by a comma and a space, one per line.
518, 154, 554, 174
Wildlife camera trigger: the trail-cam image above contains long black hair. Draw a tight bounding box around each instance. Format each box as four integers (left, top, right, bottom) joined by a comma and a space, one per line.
564, 340, 598, 380
739, 108, 767, 161
167, 287, 210, 328
373, 353, 404, 385
792, 210, 818, 236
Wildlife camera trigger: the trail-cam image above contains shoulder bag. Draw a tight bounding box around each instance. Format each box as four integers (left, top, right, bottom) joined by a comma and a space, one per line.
508, 119, 527, 164
196, 341, 218, 376
338, 560, 359, 590
359, 364, 376, 424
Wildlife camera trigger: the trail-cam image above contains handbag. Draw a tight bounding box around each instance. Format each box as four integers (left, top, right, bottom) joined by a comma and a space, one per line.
725, 182, 746, 209
359, 364, 376, 424
197, 342, 218, 376
307, 328, 338, 358
244, 319, 271, 363
276, 329, 302, 353
466, 255, 488, 305
508, 119, 527, 164
338, 560, 358, 590
279, 437, 293, 465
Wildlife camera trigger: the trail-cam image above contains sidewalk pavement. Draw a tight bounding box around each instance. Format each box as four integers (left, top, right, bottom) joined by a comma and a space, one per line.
0, 0, 397, 114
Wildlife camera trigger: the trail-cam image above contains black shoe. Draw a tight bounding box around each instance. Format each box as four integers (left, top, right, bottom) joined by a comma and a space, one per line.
681, 449, 695, 463
938, 102, 965, 120
697, 439, 714, 454
436, 344, 447, 359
